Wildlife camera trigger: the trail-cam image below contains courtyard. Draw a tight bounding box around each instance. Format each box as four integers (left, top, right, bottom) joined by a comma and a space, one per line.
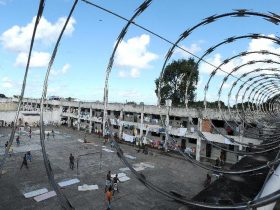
0, 126, 207, 210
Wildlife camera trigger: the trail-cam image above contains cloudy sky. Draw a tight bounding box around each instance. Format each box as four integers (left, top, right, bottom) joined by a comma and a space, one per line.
0, 0, 279, 105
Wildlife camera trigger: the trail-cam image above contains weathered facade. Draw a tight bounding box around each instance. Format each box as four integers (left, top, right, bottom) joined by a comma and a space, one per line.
0, 97, 261, 164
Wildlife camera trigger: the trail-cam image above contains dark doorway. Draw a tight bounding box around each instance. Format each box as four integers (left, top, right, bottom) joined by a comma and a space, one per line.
206, 143, 212, 157
181, 139, 186, 150
220, 150, 226, 162
70, 118, 74, 127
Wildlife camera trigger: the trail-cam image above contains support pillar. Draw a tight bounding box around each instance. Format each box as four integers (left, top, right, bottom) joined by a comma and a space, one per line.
187, 117, 192, 133
89, 107, 92, 133
140, 107, 144, 139
77, 102, 81, 131
118, 109, 123, 139
164, 111, 170, 151
238, 124, 244, 161
196, 117, 202, 161
59, 105, 63, 126
164, 100, 172, 152
67, 116, 70, 128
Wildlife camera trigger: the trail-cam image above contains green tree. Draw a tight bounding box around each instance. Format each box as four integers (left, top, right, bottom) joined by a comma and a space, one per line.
155, 58, 199, 107
0, 93, 6, 98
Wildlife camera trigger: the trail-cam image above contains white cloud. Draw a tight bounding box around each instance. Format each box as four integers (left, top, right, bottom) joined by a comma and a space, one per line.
1, 77, 13, 88
223, 81, 233, 89
115, 34, 158, 78
175, 43, 202, 57
1, 16, 75, 70
200, 53, 223, 74
200, 34, 280, 76
130, 68, 140, 78
61, 64, 70, 74
198, 35, 280, 103
50, 64, 71, 76
0, 16, 76, 52
15, 51, 50, 68
2, 81, 13, 88
118, 70, 127, 78
118, 68, 140, 78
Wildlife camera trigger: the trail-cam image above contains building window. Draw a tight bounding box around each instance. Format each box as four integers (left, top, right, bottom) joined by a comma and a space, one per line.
151, 132, 160, 137
188, 138, 197, 144
192, 118, 198, 125
212, 120, 224, 128
229, 145, 235, 151
152, 114, 160, 120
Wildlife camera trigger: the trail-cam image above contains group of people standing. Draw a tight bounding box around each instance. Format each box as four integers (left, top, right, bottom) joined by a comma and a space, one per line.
105, 170, 120, 210
46, 129, 55, 140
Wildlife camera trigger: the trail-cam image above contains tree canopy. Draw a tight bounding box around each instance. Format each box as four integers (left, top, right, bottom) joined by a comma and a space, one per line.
155, 58, 199, 107
0, 93, 6, 98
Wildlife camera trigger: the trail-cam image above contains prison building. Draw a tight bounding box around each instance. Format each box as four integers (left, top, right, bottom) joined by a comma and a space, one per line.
0, 97, 261, 164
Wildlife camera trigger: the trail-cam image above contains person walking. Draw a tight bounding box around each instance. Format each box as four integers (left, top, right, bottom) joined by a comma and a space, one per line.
105, 186, 113, 210
69, 153, 74, 170
51, 129, 55, 139
16, 136, 20, 146
47, 132, 50, 140
26, 151, 32, 162
8, 145, 13, 157
105, 171, 112, 192
112, 174, 120, 195
20, 154, 28, 169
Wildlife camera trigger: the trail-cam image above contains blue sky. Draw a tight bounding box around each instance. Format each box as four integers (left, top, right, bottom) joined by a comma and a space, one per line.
0, 0, 279, 105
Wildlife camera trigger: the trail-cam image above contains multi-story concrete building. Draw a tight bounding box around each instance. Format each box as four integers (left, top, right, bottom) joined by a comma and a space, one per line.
0, 97, 261, 164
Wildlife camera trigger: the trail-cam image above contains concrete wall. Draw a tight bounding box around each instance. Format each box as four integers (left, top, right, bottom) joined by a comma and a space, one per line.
0, 109, 61, 125
0, 102, 17, 111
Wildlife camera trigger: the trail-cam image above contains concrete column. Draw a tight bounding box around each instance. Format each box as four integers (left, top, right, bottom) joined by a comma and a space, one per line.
118, 109, 123, 139
77, 103, 81, 131
164, 107, 170, 151
59, 105, 63, 114
238, 124, 244, 161
67, 116, 70, 127
103, 110, 107, 137
196, 117, 202, 161
89, 107, 92, 133
187, 117, 192, 132
140, 111, 144, 139
59, 106, 63, 125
